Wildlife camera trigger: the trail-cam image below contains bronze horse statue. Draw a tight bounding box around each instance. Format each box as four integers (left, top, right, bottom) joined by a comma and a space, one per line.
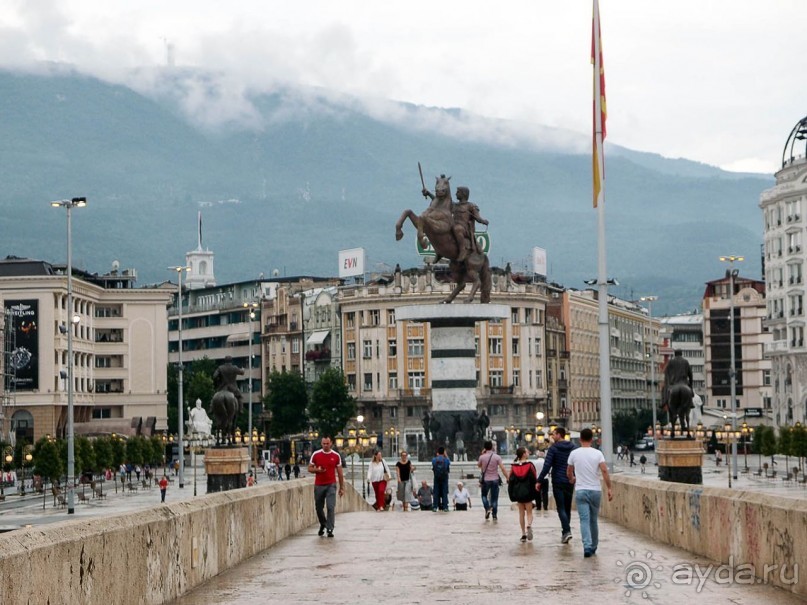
395, 173, 491, 303
211, 389, 240, 445
663, 381, 694, 438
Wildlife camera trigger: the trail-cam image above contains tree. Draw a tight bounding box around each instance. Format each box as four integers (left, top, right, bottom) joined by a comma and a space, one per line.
32, 437, 62, 484
309, 368, 357, 439
93, 437, 113, 474
613, 411, 640, 446
126, 437, 144, 466
146, 436, 165, 466
187, 372, 215, 413
264, 370, 309, 437
110, 437, 126, 469
758, 425, 778, 468
75, 436, 96, 475
167, 357, 218, 434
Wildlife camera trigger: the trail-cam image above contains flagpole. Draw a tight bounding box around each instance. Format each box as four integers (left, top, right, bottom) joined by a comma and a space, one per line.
593, 0, 614, 470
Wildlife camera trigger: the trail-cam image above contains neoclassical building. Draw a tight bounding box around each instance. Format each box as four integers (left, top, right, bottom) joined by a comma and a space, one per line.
760, 115, 807, 426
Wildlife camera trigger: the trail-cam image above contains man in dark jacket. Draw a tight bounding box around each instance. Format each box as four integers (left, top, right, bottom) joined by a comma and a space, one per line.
537, 427, 577, 543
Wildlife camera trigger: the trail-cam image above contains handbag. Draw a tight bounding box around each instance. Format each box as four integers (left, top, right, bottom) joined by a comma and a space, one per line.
382, 461, 391, 482
479, 452, 495, 487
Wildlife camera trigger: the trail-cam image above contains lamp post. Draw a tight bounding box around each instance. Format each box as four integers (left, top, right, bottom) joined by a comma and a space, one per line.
740, 421, 754, 472
592, 424, 603, 449
243, 302, 259, 473
51, 196, 86, 514
1, 447, 11, 498
715, 416, 741, 488
720, 255, 744, 482
639, 296, 658, 444
186, 431, 212, 497
169, 265, 191, 489
20, 446, 32, 496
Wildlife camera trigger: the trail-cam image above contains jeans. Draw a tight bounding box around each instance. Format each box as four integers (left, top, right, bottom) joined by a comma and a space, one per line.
434, 477, 450, 511
552, 483, 574, 535
481, 480, 500, 516
314, 483, 337, 531
535, 479, 549, 510
575, 489, 602, 552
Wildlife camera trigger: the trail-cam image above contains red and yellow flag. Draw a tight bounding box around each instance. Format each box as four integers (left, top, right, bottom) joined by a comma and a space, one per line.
592, 0, 607, 208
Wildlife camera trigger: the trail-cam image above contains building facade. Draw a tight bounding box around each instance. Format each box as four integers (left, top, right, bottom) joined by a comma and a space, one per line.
0, 258, 171, 443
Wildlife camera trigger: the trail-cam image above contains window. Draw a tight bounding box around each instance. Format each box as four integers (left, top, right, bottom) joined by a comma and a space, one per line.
387, 309, 396, 324
292, 338, 299, 354
369, 309, 380, 326
513, 369, 520, 387
512, 338, 520, 356
363, 340, 373, 359
373, 407, 382, 418
511, 308, 520, 324
408, 338, 424, 357
347, 374, 356, 391
490, 370, 503, 387
525, 308, 533, 324
534, 337, 542, 356
347, 343, 356, 360
345, 312, 355, 328
536, 370, 543, 388
389, 407, 397, 418
488, 337, 502, 355
763, 370, 771, 386
364, 373, 373, 391
389, 373, 398, 389
388, 339, 397, 357
92, 408, 112, 419
475, 336, 479, 355
408, 371, 425, 388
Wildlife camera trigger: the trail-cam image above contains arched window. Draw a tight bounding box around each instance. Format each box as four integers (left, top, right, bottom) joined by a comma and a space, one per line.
11, 409, 34, 442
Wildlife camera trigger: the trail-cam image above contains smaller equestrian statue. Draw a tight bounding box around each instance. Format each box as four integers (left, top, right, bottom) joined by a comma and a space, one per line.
662, 349, 695, 438
395, 164, 492, 303
210, 356, 244, 445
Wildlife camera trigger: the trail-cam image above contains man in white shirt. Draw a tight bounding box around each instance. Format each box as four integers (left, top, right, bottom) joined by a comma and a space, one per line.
566, 427, 613, 558
452, 481, 472, 511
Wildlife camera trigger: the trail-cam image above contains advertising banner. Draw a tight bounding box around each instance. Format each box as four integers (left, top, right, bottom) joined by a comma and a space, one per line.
338, 247, 366, 278
6, 299, 39, 391
532, 247, 547, 277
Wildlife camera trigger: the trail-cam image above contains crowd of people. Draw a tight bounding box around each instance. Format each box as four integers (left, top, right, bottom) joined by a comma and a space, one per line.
307, 428, 614, 558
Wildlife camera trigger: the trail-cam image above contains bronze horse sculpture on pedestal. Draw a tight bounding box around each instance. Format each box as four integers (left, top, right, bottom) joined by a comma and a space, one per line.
663, 380, 694, 438
395, 171, 491, 303
210, 389, 240, 446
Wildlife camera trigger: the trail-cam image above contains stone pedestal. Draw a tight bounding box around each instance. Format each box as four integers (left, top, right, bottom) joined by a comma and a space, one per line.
657, 438, 704, 484
396, 303, 509, 460
205, 446, 250, 493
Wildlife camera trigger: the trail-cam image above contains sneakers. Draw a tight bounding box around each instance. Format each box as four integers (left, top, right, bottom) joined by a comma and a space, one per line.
520, 534, 527, 542
527, 526, 533, 541
485, 509, 491, 520
318, 525, 325, 537
584, 549, 593, 558
492, 513, 498, 520
327, 530, 334, 538
561, 532, 572, 544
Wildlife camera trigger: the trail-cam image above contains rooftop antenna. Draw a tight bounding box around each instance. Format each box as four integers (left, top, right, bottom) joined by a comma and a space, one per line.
197, 211, 203, 250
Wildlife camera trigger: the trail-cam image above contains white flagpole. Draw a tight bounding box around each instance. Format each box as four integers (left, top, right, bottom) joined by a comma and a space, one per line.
594, 0, 614, 470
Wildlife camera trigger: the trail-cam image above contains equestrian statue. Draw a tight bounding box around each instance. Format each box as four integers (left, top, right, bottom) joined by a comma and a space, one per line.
662, 349, 695, 438
210, 356, 244, 445
395, 165, 492, 303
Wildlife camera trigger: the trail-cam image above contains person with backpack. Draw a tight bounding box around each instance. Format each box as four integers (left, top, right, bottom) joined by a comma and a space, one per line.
508, 447, 538, 542
639, 454, 647, 473
431, 447, 451, 512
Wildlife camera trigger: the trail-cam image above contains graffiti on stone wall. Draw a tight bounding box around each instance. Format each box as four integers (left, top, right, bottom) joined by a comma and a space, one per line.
688, 489, 702, 531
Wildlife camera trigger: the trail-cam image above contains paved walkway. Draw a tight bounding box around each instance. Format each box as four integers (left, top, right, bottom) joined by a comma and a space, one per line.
172, 501, 805, 605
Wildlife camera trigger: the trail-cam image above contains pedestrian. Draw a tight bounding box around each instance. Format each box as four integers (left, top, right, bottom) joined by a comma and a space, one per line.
629, 451, 636, 467
531, 451, 549, 514
395, 451, 415, 512
715, 450, 722, 466
431, 447, 451, 512
367, 451, 391, 511
308, 436, 345, 538
567, 427, 613, 558
639, 454, 647, 473
135, 465, 142, 481
452, 481, 472, 510
477, 439, 508, 521
537, 427, 577, 544
159, 475, 168, 503
508, 447, 538, 542
616, 444, 623, 461
293, 462, 300, 479
284, 463, 292, 481
416, 480, 433, 511
247, 472, 255, 487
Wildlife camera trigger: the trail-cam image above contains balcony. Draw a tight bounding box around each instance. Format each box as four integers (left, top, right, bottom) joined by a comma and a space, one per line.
547, 348, 557, 357
560, 351, 570, 359
557, 379, 568, 389
488, 385, 515, 395
305, 348, 331, 362
397, 388, 431, 400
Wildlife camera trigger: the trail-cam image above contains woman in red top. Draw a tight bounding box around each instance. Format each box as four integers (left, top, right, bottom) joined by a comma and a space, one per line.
508, 447, 538, 542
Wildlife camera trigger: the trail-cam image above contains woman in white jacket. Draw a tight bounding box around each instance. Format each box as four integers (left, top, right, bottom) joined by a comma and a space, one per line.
367, 451, 391, 511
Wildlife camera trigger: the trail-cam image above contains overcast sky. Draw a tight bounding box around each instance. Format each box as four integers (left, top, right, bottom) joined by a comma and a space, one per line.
1, 0, 804, 174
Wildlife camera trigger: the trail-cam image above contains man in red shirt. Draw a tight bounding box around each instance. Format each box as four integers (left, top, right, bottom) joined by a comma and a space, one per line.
159, 475, 168, 503
308, 436, 345, 537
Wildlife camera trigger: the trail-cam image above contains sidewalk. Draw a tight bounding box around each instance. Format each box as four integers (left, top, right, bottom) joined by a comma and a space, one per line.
171, 501, 805, 604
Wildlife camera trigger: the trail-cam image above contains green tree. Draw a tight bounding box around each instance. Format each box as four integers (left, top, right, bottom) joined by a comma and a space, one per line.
309, 368, 357, 439
32, 437, 62, 484
93, 437, 113, 473
758, 425, 778, 468
126, 437, 144, 466
146, 436, 165, 466
264, 370, 309, 437
613, 411, 640, 446
167, 357, 218, 434
187, 372, 215, 413
75, 436, 95, 475
110, 437, 126, 468
791, 423, 807, 474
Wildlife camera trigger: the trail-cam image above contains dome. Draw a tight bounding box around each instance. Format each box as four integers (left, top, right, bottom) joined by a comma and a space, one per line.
782, 116, 807, 168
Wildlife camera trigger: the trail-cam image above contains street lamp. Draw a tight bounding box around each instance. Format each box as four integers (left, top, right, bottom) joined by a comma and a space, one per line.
592, 424, 603, 449
51, 196, 86, 514
169, 265, 191, 489
186, 431, 213, 496
20, 446, 33, 496
639, 296, 658, 442
715, 416, 741, 488
243, 302, 259, 472
720, 255, 744, 482
1, 446, 11, 498
740, 421, 754, 472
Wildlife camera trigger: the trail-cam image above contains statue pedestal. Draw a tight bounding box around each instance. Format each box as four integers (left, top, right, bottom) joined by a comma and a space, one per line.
657, 438, 704, 484
205, 446, 250, 493
396, 304, 509, 460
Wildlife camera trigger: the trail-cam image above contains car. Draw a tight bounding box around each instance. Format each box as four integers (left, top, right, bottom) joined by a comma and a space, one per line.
634, 437, 654, 451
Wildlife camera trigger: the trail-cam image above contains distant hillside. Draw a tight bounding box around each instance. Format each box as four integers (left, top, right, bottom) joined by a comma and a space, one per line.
0, 68, 772, 315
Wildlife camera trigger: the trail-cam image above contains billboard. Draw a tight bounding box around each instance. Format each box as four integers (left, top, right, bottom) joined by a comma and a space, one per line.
338, 248, 366, 278
417, 232, 491, 257
532, 247, 547, 277
6, 299, 39, 391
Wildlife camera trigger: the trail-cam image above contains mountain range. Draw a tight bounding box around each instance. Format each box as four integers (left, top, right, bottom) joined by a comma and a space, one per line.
0, 66, 773, 315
